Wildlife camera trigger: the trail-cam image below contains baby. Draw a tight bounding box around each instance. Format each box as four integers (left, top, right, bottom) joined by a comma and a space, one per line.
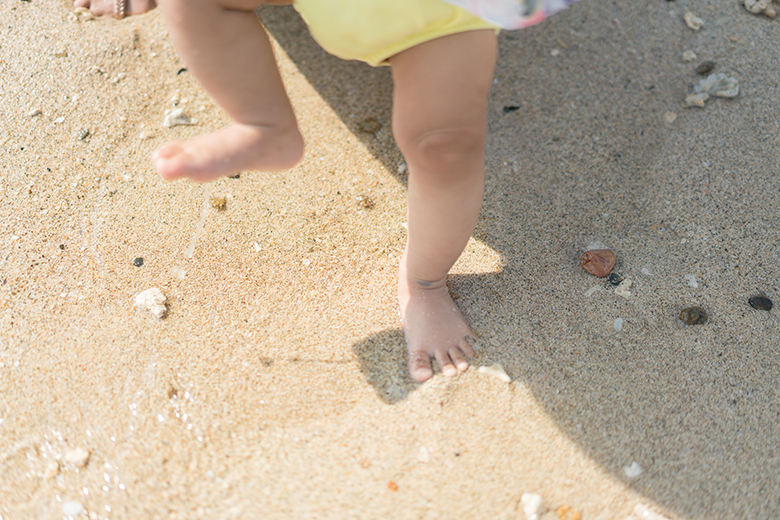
75, 0, 574, 382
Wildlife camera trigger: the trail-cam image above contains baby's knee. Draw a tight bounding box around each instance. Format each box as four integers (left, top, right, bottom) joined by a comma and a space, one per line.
398, 126, 486, 175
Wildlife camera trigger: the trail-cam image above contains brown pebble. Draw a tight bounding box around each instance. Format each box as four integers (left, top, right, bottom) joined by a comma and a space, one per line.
579, 249, 616, 277
679, 306, 708, 325
358, 117, 382, 135
387, 480, 398, 491
357, 195, 375, 209
748, 295, 773, 311
209, 196, 227, 211
695, 60, 716, 75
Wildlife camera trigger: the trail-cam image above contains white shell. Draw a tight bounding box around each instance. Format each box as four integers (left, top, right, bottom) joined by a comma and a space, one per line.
683, 11, 704, 31
478, 363, 511, 383
163, 107, 197, 127
64, 447, 90, 468
615, 279, 633, 298
624, 462, 643, 478
520, 493, 546, 520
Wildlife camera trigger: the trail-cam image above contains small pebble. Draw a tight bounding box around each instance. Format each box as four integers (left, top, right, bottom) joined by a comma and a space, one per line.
641, 267, 653, 276
684, 274, 698, 288
683, 11, 704, 30
478, 363, 511, 383
663, 111, 677, 124
54, 116, 65, 124
138, 131, 155, 140
27, 108, 42, 117
682, 50, 697, 62
695, 60, 716, 75
503, 105, 521, 113
358, 117, 382, 135
357, 195, 375, 209
134, 288, 167, 318
695, 73, 739, 98
397, 162, 407, 174
550, 48, 561, 56
624, 462, 643, 478
62, 500, 83, 517
584, 285, 603, 297
521, 493, 546, 520
748, 295, 773, 311
387, 480, 398, 491
679, 306, 708, 325
608, 273, 623, 286
64, 447, 90, 468
615, 279, 633, 298
210, 196, 227, 211
132, 257, 144, 267
684, 93, 709, 108
580, 249, 616, 278
76, 128, 90, 141
170, 266, 187, 280
228, 173, 241, 179
614, 318, 624, 332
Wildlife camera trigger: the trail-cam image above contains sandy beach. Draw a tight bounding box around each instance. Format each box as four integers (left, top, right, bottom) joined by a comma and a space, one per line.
2, 0, 779, 518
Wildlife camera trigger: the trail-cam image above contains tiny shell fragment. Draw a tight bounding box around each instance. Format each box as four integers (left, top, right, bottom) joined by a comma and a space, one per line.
43, 461, 60, 479
679, 306, 708, 325
64, 447, 90, 468
748, 295, 773, 311
695, 73, 739, 98
684, 274, 699, 288
663, 111, 677, 124
134, 288, 167, 318
615, 279, 632, 298
683, 11, 704, 30
614, 318, 624, 332
478, 364, 511, 383
624, 462, 643, 478
682, 50, 697, 62
579, 249, 616, 277
521, 493, 546, 520
163, 107, 197, 127
684, 93, 709, 108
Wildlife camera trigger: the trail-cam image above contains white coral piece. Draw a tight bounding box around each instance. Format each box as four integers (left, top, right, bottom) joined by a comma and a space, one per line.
134, 288, 167, 318
695, 73, 739, 98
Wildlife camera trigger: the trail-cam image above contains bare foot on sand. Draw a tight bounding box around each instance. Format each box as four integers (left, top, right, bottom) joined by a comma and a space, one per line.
398, 261, 476, 382
74, 0, 157, 17
152, 122, 304, 182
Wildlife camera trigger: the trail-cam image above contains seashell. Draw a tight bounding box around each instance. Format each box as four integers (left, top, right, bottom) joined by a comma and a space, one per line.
477, 364, 511, 383
163, 107, 197, 127
695, 73, 739, 98
579, 249, 616, 277
679, 306, 708, 325
748, 295, 773, 311
683, 11, 704, 31
743, 0, 775, 15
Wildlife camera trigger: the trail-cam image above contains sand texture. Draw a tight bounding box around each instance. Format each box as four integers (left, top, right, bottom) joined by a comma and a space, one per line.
2, 0, 780, 518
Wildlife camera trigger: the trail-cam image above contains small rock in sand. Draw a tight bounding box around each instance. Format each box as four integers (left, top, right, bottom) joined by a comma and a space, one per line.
679, 306, 708, 325
614, 318, 624, 332
556, 505, 582, 520
663, 111, 677, 124
520, 493, 546, 520
695, 73, 739, 98
210, 196, 227, 211
478, 364, 511, 383
62, 500, 84, 517
695, 60, 716, 75
64, 447, 90, 468
683, 11, 704, 30
624, 462, 643, 478
684, 93, 710, 108
682, 50, 697, 62
134, 288, 167, 318
742, 0, 777, 17
132, 257, 144, 267
163, 107, 197, 127
748, 295, 773, 311
684, 274, 699, 288
27, 108, 42, 118
615, 279, 632, 298
608, 273, 623, 286
580, 249, 616, 278
416, 447, 430, 463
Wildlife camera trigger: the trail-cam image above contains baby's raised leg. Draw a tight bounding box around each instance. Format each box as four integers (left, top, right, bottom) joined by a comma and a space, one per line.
152, 0, 304, 182
390, 30, 497, 382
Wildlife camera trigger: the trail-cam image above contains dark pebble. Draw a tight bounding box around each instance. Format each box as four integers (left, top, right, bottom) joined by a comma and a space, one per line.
176, 68, 188, 75
748, 295, 773, 311
608, 273, 623, 286
59, 244, 65, 250
679, 306, 708, 325
358, 117, 382, 135
503, 105, 521, 113
696, 60, 716, 75
132, 257, 144, 267
228, 173, 241, 179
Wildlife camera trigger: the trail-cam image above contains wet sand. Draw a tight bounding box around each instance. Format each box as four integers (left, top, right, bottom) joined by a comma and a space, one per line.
2, 0, 779, 518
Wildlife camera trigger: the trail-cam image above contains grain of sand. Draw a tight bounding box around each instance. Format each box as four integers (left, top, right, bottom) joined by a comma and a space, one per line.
1, 1, 779, 518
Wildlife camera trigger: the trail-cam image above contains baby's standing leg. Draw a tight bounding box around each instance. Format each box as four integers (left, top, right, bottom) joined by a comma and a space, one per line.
390, 30, 497, 382
152, 0, 304, 182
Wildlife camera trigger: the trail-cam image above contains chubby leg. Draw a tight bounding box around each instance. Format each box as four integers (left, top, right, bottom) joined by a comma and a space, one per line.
390, 30, 497, 382
151, 0, 304, 182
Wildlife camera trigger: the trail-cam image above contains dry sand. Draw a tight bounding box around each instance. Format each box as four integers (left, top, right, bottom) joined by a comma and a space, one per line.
2, 0, 779, 518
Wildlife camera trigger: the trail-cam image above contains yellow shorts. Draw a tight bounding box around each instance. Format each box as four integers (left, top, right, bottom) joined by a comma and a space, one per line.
292, 0, 499, 67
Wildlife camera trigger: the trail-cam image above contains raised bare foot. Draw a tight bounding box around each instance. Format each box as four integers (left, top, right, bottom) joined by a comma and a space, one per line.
74, 0, 157, 17
398, 260, 476, 382
152, 122, 304, 182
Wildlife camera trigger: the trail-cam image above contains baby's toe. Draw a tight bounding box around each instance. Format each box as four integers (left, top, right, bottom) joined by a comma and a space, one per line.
409, 351, 434, 382
449, 347, 469, 372
435, 351, 458, 378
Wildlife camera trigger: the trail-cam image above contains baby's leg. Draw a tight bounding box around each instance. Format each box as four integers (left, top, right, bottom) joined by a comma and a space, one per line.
152, 0, 304, 182
390, 30, 497, 382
